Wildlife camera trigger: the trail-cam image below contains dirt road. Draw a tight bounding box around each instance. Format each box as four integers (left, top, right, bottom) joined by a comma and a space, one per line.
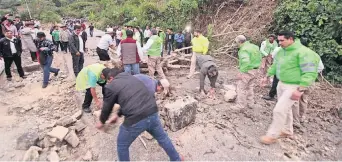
0, 29, 341, 161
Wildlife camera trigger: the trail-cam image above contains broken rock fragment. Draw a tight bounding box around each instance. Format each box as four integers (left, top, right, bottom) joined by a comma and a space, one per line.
22, 146, 42, 161
48, 150, 60, 162
16, 132, 39, 150
47, 126, 69, 141
75, 121, 87, 132
64, 130, 80, 147
56, 116, 77, 127
164, 96, 198, 132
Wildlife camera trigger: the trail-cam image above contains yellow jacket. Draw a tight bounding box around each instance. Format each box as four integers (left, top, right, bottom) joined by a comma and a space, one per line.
191, 35, 209, 54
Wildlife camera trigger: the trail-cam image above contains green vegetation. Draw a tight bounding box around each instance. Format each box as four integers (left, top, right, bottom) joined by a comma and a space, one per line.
274, 0, 342, 82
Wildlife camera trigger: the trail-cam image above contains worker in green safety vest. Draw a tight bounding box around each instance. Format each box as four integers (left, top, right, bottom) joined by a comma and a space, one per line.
260, 31, 320, 145
234, 35, 262, 110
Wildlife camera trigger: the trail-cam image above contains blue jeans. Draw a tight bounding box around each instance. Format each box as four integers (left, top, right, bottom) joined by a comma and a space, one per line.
124, 63, 140, 75
117, 113, 180, 161
167, 42, 173, 55
42, 55, 59, 84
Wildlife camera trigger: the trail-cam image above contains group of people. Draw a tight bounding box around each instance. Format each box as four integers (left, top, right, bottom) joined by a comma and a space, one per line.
0, 13, 326, 160
0, 15, 60, 88
233, 32, 323, 145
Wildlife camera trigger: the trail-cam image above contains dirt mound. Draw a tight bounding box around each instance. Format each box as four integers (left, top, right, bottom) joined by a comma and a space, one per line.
193, 0, 277, 54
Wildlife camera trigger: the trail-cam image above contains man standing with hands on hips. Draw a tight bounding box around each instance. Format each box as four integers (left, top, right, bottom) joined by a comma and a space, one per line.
260, 31, 320, 145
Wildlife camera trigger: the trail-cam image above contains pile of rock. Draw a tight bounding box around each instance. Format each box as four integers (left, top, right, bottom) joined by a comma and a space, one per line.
18, 110, 90, 161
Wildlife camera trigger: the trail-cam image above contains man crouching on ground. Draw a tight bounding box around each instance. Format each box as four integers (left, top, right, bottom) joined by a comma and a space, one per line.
96, 68, 182, 161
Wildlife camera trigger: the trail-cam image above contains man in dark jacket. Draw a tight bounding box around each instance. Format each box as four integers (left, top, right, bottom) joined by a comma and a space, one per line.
166, 28, 174, 55
96, 69, 181, 161
197, 54, 218, 98
36, 32, 60, 88
68, 25, 85, 76
184, 31, 192, 54
0, 30, 26, 81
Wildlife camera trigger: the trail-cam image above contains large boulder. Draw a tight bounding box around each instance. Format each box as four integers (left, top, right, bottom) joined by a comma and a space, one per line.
164, 96, 198, 132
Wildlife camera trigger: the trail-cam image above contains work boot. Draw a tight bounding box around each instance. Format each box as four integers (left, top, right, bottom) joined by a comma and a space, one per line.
260, 136, 277, 145
54, 69, 60, 77
7, 77, 12, 81
262, 96, 276, 101
279, 131, 293, 139
42, 83, 48, 88
83, 107, 91, 113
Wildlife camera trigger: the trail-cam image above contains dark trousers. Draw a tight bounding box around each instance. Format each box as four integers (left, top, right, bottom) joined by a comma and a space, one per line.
71, 52, 84, 77
144, 37, 149, 43
117, 113, 181, 161
4, 55, 25, 78
184, 41, 191, 54
96, 47, 110, 61
30, 52, 37, 61
116, 39, 121, 46
61, 42, 68, 53
54, 41, 60, 52
167, 42, 173, 55
42, 55, 59, 84
269, 76, 279, 98
90, 30, 94, 37
82, 82, 106, 109
176, 42, 183, 49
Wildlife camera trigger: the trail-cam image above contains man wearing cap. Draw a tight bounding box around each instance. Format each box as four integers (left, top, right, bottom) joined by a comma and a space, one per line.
96, 69, 182, 161
60, 25, 69, 53
142, 29, 166, 79
117, 30, 143, 75
20, 21, 38, 62
133, 74, 170, 96
197, 54, 218, 98
36, 32, 60, 88
0, 30, 26, 81
76, 63, 110, 113
234, 35, 262, 109
96, 28, 115, 61
187, 30, 209, 78
69, 25, 85, 76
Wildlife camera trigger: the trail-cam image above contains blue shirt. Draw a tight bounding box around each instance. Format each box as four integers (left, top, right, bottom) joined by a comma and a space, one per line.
134, 74, 158, 95
174, 33, 184, 43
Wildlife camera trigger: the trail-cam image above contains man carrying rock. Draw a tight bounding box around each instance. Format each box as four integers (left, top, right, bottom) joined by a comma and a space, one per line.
234, 35, 262, 109
0, 30, 26, 81
260, 31, 320, 145
76, 63, 111, 113
69, 25, 85, 77
36, 32, 60, 88
187, 30, 209, 78
96, 69, 182, 161
197, 54, 218, 98
116, 30, 143, 75
143, 29, 166, 79
96, 28, 115, 61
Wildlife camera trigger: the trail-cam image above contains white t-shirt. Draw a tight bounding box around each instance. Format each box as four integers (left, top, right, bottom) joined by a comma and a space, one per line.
97, 34, 114, 50
8, 38, 17, 54
78, 35, 84, 53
